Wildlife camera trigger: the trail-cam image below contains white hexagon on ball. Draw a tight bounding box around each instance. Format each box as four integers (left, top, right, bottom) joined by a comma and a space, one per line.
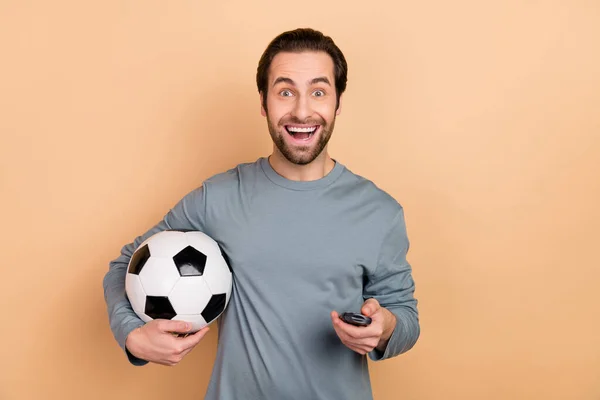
204, 257, 233, 297
138, 256, 181, 296
169, 276, 212, 315
148, 230, 188, 258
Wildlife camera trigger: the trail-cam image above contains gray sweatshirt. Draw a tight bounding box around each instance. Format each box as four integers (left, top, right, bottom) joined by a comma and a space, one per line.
103, 157, 420, 399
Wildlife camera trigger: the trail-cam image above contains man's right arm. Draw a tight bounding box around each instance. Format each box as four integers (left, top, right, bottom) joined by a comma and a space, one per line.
102, 185, 207, 365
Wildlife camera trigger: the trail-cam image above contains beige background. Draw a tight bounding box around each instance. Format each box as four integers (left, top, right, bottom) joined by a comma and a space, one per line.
1, 1, 599, 399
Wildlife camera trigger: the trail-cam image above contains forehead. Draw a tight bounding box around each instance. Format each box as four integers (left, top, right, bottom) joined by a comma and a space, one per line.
269, 51, 335, 84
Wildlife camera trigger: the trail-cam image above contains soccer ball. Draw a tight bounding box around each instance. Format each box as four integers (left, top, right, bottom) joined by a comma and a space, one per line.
125, 229, 232, 332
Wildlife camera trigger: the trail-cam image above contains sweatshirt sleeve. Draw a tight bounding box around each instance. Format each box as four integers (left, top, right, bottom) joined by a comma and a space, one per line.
102, 185, 207, 366
364, 208, 420, 361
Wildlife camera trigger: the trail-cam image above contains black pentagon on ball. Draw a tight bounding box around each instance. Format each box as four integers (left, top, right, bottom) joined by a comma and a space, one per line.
201, 293, 226, 323
173, 245, 207, 276
145, 296, 176, 320
128, 244, 150, 275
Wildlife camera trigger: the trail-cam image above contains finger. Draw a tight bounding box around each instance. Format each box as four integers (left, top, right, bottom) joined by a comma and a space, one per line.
178, 341, 199, 359
331, 311, 347, 334
336, 331, 379, 351
178, 326, 210, 351
331, 312, 355, 338
331, 315, 357, 346
159, 320, 192, 334
361, 298, 380, 317
331, 319, 378, 354
346, 344, 365, 354
345, 342, 373, 355
333, 316, 379, 340
177, 328, 209, 358
331, 313, 345, 337
178, 347, 194, 360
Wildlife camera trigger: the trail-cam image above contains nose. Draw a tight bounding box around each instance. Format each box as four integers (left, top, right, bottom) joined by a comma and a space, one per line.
291, 95, 312, 122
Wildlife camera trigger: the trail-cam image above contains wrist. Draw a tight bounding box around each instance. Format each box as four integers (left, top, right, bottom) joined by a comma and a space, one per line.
125, 326, 142, 353
377, 308, 397, 351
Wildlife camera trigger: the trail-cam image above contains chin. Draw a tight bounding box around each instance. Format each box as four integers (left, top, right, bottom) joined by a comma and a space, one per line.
281, 146, 324, 165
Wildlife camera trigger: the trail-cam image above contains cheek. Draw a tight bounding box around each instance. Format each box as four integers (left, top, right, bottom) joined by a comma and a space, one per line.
317, 105, 337, 122
267, 98, 291, 121
314, 98, 338, 118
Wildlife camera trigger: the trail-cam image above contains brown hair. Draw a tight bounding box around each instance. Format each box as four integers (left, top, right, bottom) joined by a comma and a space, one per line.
256, 28, 348, 110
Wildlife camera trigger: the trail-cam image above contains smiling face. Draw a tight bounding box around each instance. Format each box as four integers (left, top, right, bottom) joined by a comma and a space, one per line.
261, 51, 342, 166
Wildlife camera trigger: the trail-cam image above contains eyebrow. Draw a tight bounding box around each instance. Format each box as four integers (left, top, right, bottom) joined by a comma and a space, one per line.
272, 76, 332, 87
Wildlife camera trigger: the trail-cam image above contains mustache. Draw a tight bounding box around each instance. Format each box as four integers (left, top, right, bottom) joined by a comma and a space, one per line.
278, 116, 325, 126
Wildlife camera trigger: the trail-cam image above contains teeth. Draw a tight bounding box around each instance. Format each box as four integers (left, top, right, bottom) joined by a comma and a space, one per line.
287, 126, 317, 133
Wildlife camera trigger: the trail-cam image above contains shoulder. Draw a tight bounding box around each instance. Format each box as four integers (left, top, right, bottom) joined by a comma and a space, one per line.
200, 157, 263, 197
338, 163, 404, 218
338, 164, 411, 250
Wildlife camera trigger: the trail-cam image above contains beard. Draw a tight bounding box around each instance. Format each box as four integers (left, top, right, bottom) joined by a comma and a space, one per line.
267, 114, 336, 166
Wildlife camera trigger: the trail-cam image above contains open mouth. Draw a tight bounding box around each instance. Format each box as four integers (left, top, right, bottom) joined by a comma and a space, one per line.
285, 125, 319, 141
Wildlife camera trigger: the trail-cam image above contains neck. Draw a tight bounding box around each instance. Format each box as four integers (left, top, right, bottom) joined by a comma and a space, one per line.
268, 148, 335, 182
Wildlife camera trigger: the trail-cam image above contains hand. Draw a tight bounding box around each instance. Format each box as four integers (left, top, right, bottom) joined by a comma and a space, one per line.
125, 319, 210, 366
331, 298, 396, 355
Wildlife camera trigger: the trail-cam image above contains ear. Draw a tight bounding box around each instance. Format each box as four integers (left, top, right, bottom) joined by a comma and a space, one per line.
335, 94, 343, 116
260, 92, 266, 117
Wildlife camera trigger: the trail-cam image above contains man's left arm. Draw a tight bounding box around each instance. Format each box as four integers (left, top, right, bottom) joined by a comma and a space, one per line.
363, 208, 420, 361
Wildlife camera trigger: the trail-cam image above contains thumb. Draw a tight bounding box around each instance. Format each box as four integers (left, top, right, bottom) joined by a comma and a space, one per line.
361, 298, 380, 317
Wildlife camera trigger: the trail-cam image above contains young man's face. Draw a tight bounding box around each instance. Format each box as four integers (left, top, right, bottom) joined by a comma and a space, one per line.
261, 51, 342, 166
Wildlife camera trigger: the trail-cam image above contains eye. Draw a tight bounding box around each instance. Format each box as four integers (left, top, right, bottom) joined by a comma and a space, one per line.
313, 90, 325, 97
279, 89, 293, 97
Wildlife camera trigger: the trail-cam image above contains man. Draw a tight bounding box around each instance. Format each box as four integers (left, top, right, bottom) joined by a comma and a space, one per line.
103, 28, 419, 399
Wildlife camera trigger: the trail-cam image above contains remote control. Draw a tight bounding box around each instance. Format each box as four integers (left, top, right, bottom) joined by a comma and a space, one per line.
339, 312, 372, 326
